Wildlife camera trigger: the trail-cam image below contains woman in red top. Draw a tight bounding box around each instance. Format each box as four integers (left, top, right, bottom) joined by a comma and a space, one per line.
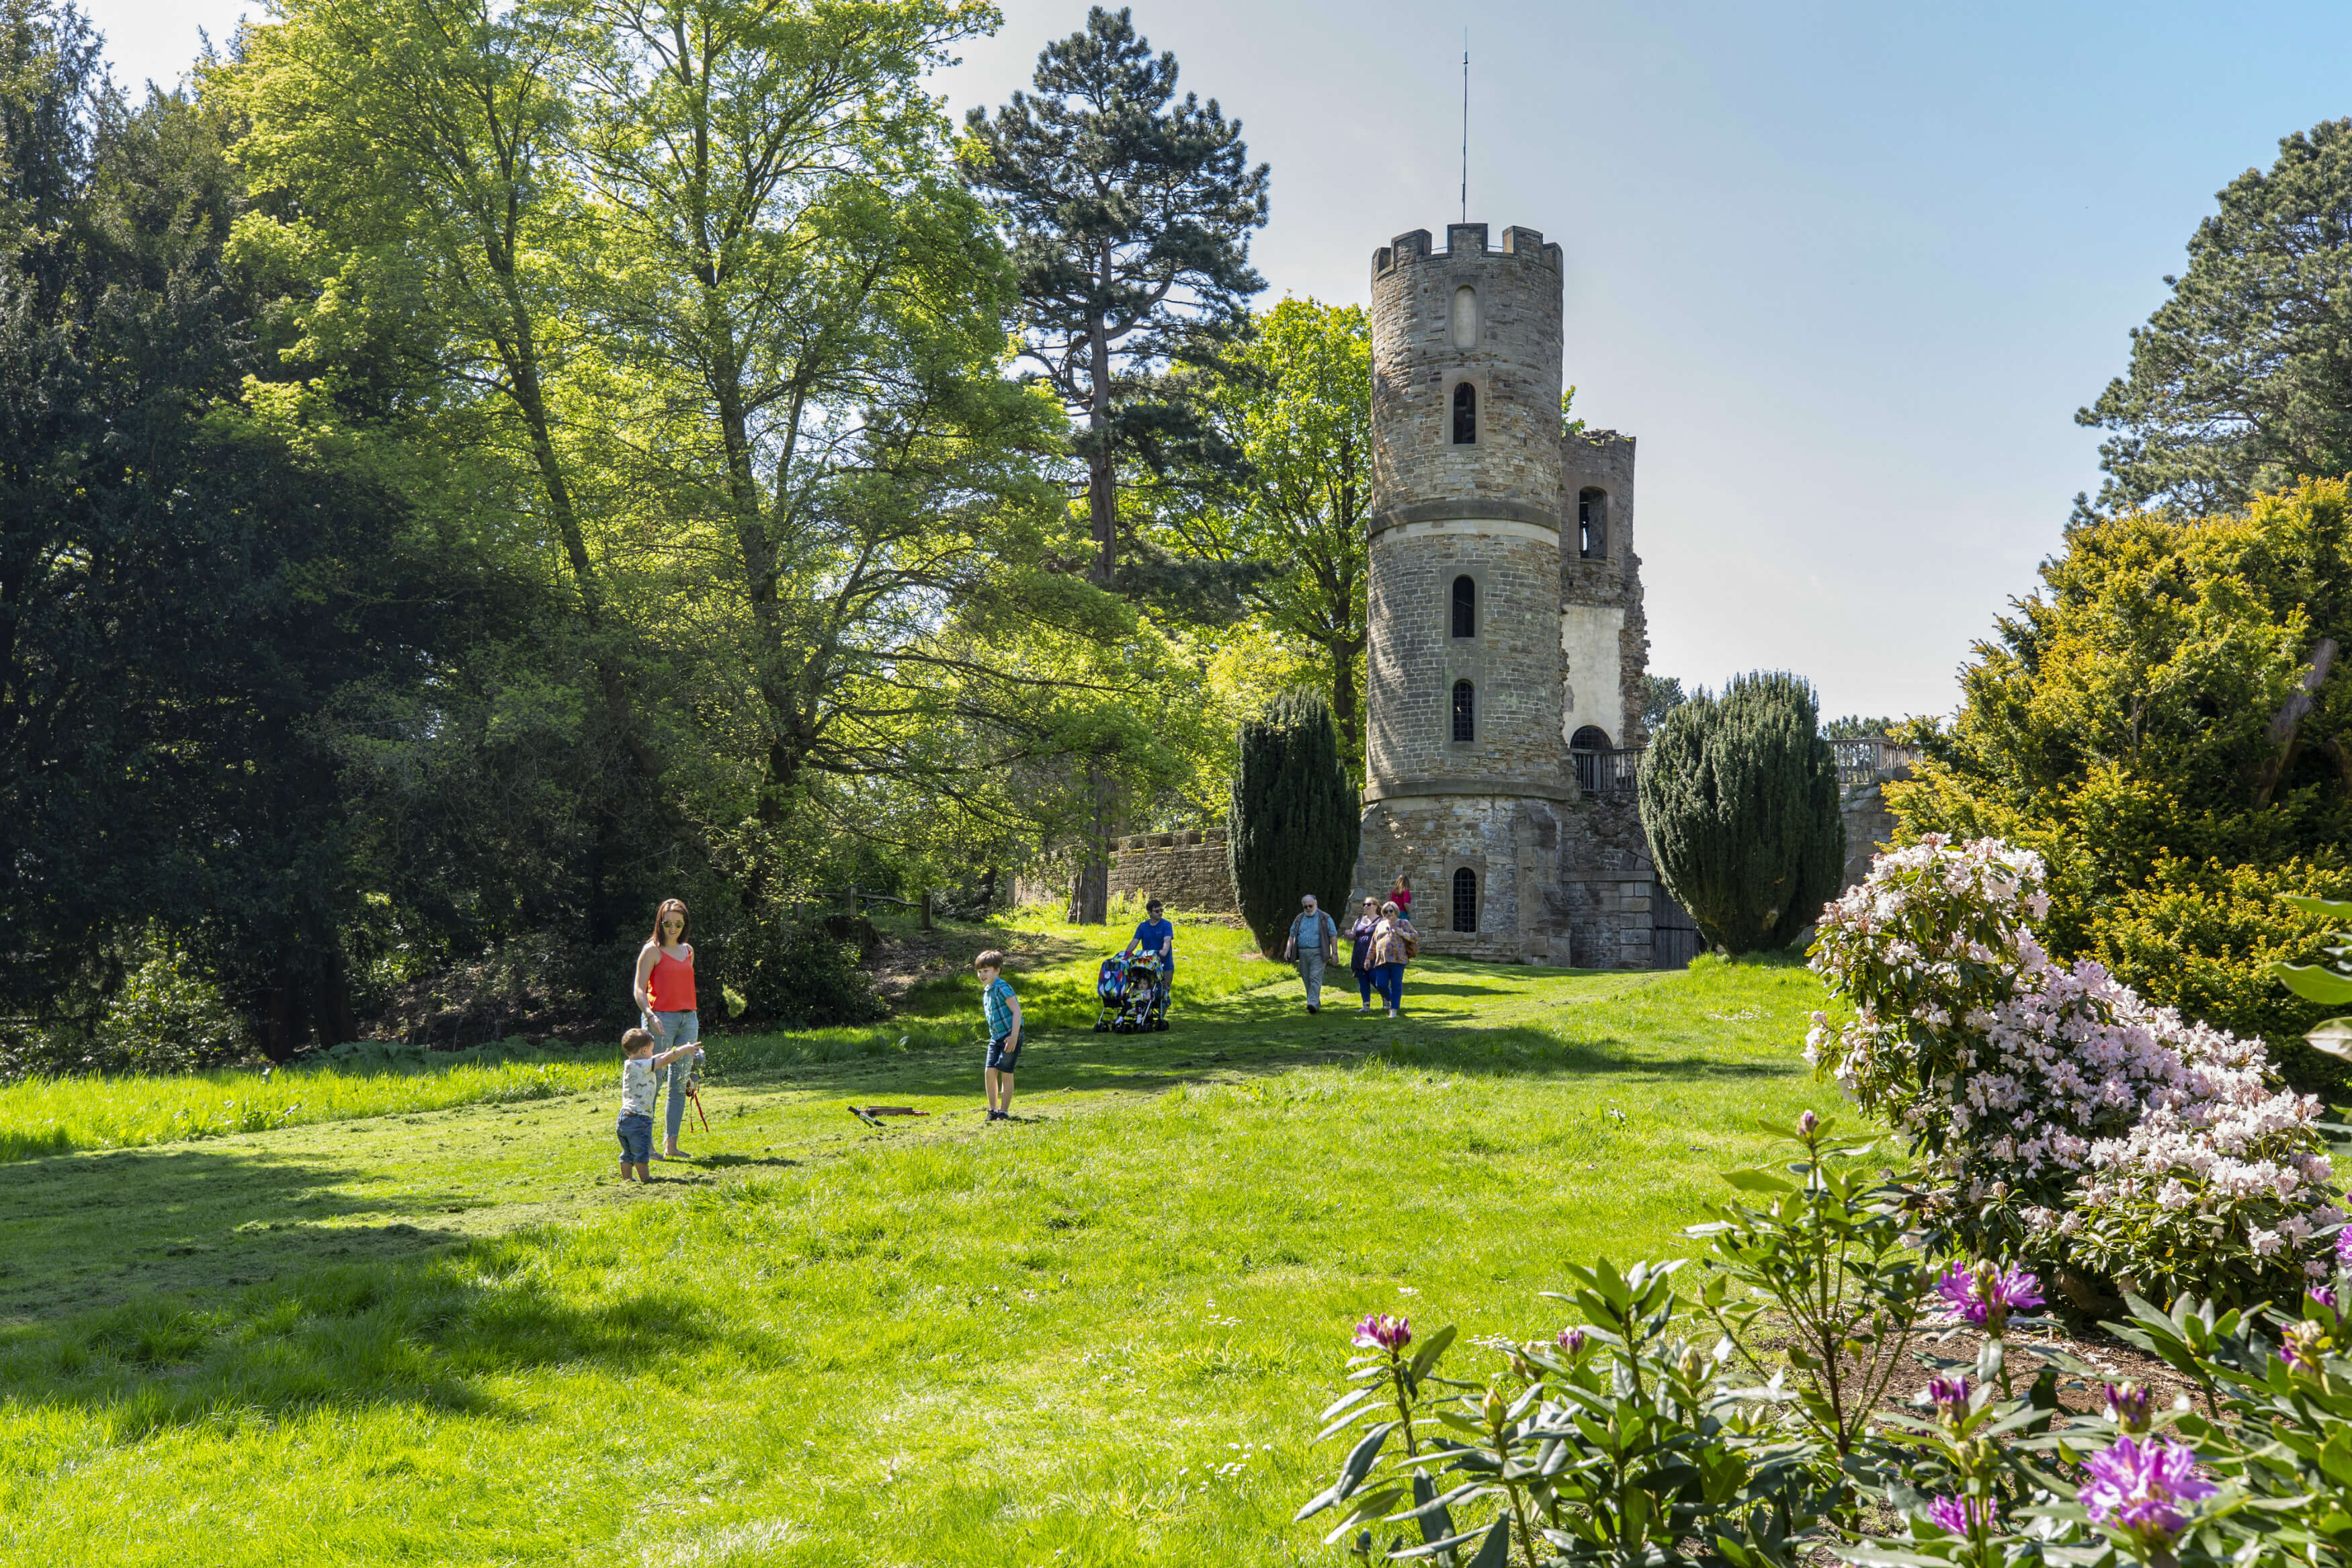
1390, 874, 1413, 915
632, 899, 704, 1160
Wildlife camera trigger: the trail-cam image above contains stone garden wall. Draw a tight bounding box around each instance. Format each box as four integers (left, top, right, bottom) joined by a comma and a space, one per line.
1107, 828, 1238, 914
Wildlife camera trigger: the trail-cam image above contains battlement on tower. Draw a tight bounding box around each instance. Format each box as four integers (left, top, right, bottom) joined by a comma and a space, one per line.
1372, 223, 1562, 279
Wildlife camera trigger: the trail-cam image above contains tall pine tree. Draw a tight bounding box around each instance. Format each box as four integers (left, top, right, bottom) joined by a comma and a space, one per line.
1228, 691, 1357, 959
962, 5, 1268, 922
1638, 672, 1842, 955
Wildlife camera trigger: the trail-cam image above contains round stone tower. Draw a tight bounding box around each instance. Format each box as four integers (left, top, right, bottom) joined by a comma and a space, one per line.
1357, 222, 1575, 961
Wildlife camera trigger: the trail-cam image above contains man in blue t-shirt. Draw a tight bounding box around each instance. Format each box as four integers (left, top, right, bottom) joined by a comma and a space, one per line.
1122, 900, 1175, 1022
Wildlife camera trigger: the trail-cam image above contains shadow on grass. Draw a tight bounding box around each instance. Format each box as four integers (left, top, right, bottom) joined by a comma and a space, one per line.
0, 1227, 741, 1437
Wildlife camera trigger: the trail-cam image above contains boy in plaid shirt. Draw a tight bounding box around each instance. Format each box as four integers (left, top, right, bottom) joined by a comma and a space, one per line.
976, 949, 1023, 1122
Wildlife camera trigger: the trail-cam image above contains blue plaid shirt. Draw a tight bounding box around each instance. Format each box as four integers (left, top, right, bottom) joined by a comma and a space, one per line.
982, 975, 1018, 1041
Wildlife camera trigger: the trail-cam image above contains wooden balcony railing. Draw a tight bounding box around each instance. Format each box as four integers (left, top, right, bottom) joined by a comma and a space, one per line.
1831, 737, 1921, 787
1573, 747, 1642, 795
1570, 737, 1918, 797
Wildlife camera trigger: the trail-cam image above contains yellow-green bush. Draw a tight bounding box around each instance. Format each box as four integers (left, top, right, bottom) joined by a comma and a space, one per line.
1892, 478, 2352, 1093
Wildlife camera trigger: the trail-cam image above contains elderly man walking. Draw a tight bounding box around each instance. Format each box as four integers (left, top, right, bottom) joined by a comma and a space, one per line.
1281, 894, 1340, 1014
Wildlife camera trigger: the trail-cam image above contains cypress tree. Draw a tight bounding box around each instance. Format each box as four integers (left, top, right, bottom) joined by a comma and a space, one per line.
1228, 691, 1359, 957
1638, 671, 1843, 955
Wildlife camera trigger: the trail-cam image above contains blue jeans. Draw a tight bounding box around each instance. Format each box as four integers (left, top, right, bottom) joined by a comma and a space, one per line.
616, 1113, 653, 1164
1354, 962, 1374, 1004
1372, 963, 1405, 1010
642, 1010, 701, 1143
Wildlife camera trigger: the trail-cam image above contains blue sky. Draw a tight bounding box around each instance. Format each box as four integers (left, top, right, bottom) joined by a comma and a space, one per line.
83, 0, 2352, 718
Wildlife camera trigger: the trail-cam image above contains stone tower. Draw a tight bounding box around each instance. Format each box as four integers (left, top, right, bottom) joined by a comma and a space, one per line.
1354, 222, 1655, 967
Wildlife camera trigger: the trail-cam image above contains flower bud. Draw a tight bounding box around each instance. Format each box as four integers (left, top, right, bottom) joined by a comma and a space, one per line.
1481, 1387, 1507, 1426
1798, 1109, 1819, 1137
1556, 1326, 1587, 1357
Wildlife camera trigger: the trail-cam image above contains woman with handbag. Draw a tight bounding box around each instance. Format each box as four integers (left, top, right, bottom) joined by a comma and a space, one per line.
1370, 900, 1419, 1018
1347, 896, 1382, 1013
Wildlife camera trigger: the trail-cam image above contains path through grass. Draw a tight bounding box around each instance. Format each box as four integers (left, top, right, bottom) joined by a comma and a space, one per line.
0, 932, 1833, 1567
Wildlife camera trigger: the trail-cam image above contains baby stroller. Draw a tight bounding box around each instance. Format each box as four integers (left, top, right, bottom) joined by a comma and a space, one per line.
1093, 953, 1169, 1033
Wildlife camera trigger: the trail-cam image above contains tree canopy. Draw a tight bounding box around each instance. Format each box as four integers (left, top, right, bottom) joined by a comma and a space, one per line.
2078, 118, 2352, 519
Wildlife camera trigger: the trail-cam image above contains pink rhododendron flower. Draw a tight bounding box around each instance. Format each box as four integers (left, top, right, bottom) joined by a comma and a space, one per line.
1924, 1495, 1997, 1536
1934, 1261, 2042, 1328
2080, 1438, 2216, 1549
1352, 1313, 1410, 1353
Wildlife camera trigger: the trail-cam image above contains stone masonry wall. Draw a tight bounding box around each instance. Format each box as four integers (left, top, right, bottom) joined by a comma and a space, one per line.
1369, 224, 1564, 519
1838, 777, 1904, 895
1107, 828, 1238, 914
1560, 430, 1650, 752
1366, 523, 1568, 798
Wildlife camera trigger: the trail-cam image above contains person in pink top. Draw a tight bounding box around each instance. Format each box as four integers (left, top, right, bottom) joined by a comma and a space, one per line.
1390, 874, 1413, 916
631, 898, 705, 1161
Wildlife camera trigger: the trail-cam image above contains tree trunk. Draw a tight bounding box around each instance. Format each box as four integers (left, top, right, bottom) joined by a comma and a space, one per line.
1072, 767, 1112, 924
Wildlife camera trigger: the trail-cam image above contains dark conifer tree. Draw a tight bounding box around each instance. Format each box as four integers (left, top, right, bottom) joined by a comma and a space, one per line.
1228, 691, 1358, 958
1638, 672, 1843, 955
962, 5, 1269, 922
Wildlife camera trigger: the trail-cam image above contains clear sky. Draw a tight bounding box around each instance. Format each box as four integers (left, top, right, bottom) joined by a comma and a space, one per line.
80, 0, 2352, 720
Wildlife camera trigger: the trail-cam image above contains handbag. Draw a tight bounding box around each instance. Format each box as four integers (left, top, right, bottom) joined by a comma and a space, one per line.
1400, 922, 1420, 961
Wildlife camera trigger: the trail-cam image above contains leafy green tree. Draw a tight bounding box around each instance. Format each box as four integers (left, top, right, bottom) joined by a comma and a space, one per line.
1890, 477, 2352, 1090
0, 13, 554, 1053
960, 3, 1269, 589
1156, 298, 1370, 777
1227, 690, 1357, 957
1640, 674, 1688, 731
1638, 672, 1843, 955
2078, 118, 2352, 519
962, 5, 1269, 923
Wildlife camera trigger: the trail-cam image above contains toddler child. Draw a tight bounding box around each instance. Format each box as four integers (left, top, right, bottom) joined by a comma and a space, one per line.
618, 1026, 704, 1181
976, 949, 1022, 1123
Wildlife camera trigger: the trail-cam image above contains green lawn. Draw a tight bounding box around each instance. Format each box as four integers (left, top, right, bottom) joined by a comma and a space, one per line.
0, 922, 1833, 1567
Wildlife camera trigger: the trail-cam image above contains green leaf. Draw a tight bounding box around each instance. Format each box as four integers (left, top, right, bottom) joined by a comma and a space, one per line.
1292, 1420, 1395, 1520
1464, 1516, 1513, 1568
2306, 1018, 2352, 1059
2278, 894, 2352, 920
2272, 959, 2352, 1004
1720, 1170, 1797, 1193
1408, 1322, 1458, 1383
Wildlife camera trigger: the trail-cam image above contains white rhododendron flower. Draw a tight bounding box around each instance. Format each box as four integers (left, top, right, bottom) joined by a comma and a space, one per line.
1809, 835, 2341, 1302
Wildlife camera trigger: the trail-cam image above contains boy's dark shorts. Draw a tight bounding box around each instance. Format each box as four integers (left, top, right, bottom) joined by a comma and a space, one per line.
986, 1035, 1021, 1072
616, 1112, 653, 1163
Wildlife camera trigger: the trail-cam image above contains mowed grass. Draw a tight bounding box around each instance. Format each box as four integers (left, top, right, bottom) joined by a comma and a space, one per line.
0, 931, 1834, 1567
0, 911, 1249, 1165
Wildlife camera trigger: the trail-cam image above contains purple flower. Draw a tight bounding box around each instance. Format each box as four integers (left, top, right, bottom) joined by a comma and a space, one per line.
2275, 1319, 2327, 1373
1353, 1313, 1411, 1354
2102, 1382, 2152, 1433
1798, 1109, 1819, 1137
1925, 1375, 1970, 1419
1924, 1495, 1997, 1536
1934, 1261, 2044, 1329
2314, 1286, 2341, 1311
2080, 1437, 2216, 1549
2338, 1227, 2352, 1267
1556, 1327, 1588, 1356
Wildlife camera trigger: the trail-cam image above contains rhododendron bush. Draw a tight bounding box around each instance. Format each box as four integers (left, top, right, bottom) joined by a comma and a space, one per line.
1808, 835, 2341, 1307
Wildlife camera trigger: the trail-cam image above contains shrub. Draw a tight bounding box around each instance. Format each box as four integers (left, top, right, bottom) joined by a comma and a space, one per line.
1228, 689, 1359, 957
1888, 478, 2352, 1094
1808, 835, 2340, 1307
1639, 670, 1843, 955
1293, 1117, 2352, 1568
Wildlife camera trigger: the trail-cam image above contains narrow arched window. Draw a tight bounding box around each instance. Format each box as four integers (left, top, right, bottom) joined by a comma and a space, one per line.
1452, 680, 1474, 742
1450, 574, 1475, 638
1450, 285, 1479, 350
1570, 726, 1611, 752
1452, 867, 1477, 932
1452, 382, 1476, 445
1578, 488, 1607, 559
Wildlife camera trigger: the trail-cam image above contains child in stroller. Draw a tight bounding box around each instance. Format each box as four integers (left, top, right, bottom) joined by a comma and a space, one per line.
1093, 952, 1167, 1033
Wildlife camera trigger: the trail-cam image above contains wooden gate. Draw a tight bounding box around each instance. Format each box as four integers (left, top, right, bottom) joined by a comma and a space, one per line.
1652, 883, 1704, 969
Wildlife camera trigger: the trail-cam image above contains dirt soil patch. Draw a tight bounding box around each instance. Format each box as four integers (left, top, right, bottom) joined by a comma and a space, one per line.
866, 923, 1089, 1001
